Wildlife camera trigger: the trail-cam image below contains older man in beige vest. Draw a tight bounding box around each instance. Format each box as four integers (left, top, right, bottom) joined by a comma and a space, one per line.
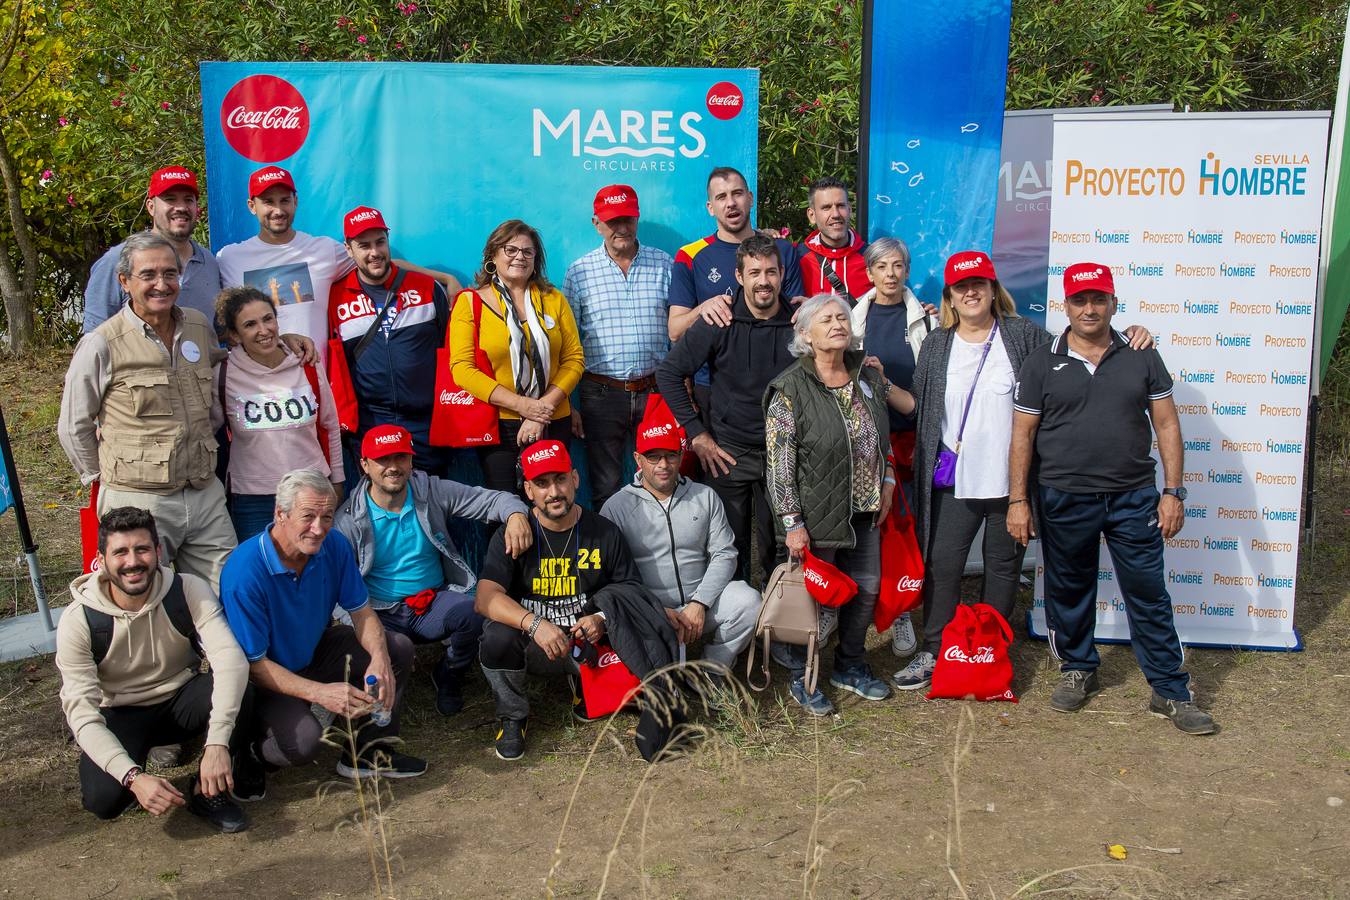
59, 231, 237, 587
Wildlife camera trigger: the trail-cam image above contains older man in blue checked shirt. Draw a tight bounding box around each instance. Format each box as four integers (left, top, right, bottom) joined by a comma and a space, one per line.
563, 185, 673, 509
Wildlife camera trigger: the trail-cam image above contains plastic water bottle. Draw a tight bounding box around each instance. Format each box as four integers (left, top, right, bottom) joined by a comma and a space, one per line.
365, 675, 391, 727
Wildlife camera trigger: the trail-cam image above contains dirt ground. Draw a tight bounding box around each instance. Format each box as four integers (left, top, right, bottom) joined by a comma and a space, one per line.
0, 352, 1346, 899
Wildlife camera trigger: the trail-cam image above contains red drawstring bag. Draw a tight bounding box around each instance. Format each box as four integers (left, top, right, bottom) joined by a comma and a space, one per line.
874, 486, 925, 631
80, 481, 101, 574
576, 640, 643, 718
430, 290, 500, 447
926, 602, 1017, 702
802, 549, 857, 608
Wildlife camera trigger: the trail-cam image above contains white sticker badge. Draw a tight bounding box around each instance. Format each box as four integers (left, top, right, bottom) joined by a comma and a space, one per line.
860, 381, 873, 399
181, 340, 201, 363
543, 314, 556, 329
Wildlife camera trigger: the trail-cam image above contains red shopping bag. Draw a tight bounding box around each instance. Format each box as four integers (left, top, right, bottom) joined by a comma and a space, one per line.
802, 549, 857, 608
890, 430, 916, 482
874, 486, 924, 631
430, 290, 500, 447
80, 482, 101, 574
576, 640, 643, 718
926, 602, 1017, 702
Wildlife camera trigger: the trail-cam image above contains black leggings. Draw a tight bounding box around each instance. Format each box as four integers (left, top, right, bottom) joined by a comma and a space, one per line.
921, 489, 1026, 654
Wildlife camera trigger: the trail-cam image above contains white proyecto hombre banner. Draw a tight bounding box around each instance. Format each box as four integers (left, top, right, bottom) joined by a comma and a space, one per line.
1032, 111, 1328, 651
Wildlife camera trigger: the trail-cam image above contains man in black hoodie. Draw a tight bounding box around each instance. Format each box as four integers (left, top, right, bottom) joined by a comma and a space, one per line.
656, 234, 795, 586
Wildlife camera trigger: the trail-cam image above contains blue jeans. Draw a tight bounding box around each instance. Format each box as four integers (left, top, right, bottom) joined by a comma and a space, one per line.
1037, 485, 1189, 701
375, 589, 484, 669
783, 513, 881, 680
229, 493, 275, 542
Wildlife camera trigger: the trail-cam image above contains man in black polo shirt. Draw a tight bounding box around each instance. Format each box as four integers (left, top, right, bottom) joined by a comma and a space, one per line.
1007, 263, 1216, 735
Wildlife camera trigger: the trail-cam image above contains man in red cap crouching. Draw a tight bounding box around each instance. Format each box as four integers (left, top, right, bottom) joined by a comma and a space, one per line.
474, 439, 679, 761
334, 424, 532, 717
600, 398, 761, 675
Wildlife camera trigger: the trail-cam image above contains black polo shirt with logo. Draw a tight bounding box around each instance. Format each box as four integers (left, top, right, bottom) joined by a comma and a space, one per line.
1013, 329, 1174, 493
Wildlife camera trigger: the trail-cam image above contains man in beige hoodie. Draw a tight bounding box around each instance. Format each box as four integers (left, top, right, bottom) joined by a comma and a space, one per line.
56, 507, 260, 833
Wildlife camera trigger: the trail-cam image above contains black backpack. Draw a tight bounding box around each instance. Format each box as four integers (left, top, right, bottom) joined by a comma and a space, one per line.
83, 573, 203, 666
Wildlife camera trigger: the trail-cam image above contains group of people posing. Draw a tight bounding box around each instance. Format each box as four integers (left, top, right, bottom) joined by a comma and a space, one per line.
53, 161, 1216, 834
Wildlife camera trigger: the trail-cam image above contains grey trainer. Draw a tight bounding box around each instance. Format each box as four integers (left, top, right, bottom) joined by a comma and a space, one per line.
891, 651, 935, 691
1149, 693, 1218, 735
1049, 669, 1101, 712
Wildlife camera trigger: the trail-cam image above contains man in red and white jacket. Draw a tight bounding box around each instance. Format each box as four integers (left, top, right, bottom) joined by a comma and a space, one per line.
327, 206, 454, 476
797, 176, 871, 301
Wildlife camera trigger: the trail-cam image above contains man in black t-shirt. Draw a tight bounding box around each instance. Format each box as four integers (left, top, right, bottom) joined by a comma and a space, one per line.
1008, 263, 1215, 736
475, 439, 644, 760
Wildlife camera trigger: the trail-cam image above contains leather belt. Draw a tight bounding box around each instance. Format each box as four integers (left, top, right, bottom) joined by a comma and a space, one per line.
583, 372, 656, 392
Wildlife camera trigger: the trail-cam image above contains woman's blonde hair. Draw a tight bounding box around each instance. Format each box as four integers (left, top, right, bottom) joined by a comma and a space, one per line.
939, 279, 1019, 329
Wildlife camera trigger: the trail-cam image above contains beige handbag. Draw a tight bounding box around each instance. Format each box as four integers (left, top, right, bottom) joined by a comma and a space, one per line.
746, 562, 821, 694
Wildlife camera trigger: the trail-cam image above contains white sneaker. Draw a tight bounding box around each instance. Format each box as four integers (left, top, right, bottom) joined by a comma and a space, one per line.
890, 613, 917, 657
818, 607, 839, 644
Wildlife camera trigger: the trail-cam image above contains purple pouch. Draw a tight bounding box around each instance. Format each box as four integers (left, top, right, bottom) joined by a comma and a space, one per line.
933, 447, 958, 488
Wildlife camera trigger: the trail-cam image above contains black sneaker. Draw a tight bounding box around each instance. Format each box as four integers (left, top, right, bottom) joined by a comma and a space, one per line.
494, 718, 527, 761
1149, 693, 1218, 735
336, 748, 428, 780
230, 746, 267, 803
568, 675, 606, 723
431, 659, 468, 717
186, 776, 250, 833
1049, 669, 1101, 712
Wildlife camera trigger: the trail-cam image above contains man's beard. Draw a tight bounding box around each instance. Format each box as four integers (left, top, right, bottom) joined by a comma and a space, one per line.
538, 496, 575, 521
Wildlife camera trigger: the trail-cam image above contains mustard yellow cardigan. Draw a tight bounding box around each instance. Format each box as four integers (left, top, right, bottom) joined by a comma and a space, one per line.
447, 285, 585, 420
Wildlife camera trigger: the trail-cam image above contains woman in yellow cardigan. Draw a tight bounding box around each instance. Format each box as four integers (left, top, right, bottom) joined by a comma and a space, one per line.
449, 219, 585, 492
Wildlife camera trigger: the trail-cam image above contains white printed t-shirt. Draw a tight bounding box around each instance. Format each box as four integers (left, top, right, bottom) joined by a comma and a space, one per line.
940, 331, 1016, 500
217, 232, 354, 361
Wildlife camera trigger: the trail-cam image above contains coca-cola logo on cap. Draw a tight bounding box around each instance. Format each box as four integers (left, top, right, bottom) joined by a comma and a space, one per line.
221, 75, 310, 163
705, 81, 744, 121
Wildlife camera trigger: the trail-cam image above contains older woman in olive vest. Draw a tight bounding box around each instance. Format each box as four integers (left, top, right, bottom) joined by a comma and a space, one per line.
762, 294, 916, 717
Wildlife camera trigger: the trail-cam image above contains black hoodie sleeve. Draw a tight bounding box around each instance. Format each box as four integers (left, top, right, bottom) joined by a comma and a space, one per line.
655, 318, 720, 441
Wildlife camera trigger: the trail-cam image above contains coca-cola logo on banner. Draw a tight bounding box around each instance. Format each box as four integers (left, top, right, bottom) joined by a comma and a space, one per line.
705, 81, 744, 121
221, 75, 310, 163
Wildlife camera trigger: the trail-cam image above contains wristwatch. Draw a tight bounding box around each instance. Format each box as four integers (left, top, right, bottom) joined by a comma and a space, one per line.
1162, 487, 1188, 502
782, 513, 804, 531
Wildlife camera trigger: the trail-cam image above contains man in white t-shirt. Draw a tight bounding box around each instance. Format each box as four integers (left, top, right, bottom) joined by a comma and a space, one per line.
216, 166, 354, 358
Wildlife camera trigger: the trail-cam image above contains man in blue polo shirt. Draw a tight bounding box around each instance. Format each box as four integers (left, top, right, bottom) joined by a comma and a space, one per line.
220, 468, 428, 778
335, 424, 532, 717
1008, 263, 1215, 736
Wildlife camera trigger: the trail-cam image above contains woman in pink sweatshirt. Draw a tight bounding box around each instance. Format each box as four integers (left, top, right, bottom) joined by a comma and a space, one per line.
215, 287, 344, 540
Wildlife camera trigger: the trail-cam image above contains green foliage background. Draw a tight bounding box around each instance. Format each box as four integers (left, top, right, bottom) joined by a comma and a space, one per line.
0, 0, 1346, 346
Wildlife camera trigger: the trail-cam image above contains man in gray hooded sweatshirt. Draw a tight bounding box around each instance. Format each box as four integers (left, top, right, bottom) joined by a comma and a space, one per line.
599, 400, 761, 672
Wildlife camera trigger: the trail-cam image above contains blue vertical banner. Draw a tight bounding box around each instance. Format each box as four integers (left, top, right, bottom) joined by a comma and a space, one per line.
864, 1, 1012, 302
200, 63, 759, 284
0, 463, 11, 517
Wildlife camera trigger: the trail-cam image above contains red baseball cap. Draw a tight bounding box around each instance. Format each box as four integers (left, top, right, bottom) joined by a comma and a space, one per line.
635, 398, 684, 454
248, 165, 296, 198
344, 206, 388, 241
361, 424, 413, 459
944, 251, 997, 286
1063, 262, 1116, 297
593, 184, 640, 221
147, 166, 198, 199
520, 439, 573, 481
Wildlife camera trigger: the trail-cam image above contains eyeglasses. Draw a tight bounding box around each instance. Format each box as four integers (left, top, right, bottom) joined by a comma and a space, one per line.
132, 271, 180, 285
502, 244, 536, 259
